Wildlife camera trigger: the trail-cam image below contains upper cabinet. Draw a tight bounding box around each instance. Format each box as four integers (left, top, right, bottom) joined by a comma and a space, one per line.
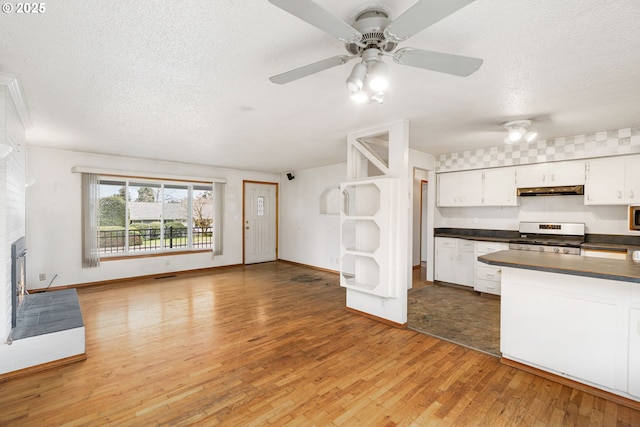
437, 170, 483, 207
483, 168, 518, 206
516, 161, 586, 188
437, 167, 517, 207
585, 156, 640, 205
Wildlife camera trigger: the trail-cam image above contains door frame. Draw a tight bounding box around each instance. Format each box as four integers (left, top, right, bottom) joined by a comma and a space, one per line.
420, 179, 428, 264
242, 180, 279, 264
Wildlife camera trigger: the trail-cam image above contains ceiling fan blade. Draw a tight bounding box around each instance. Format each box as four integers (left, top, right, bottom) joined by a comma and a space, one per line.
269, 55, 353, 84
393, 47, 483, 77
268, 0, 362, 43
384, 0, 476, 42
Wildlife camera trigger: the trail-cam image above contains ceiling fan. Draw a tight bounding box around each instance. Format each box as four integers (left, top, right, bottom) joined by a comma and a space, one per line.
268, 0, 483, 103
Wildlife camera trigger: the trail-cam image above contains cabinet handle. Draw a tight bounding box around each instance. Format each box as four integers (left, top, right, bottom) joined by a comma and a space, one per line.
542, 175, 545, 182
617, 191, 622, 199
551, 174, 555, 182
630, 191, 635, 199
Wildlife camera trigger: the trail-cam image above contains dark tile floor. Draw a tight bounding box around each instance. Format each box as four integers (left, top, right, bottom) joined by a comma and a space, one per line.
409, 266, 500, 356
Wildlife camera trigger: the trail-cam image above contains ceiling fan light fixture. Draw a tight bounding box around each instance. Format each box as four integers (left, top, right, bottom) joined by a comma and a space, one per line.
346, 62, 367, 92
350, 89, 369, 103
371, 91, 386, 104
367, 60, 389, 91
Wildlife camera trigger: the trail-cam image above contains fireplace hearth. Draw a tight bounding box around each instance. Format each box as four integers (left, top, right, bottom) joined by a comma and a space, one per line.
11, 236, 27, 328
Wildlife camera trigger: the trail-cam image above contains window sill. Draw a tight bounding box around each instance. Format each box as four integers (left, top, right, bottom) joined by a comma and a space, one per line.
100, 249, 212, 261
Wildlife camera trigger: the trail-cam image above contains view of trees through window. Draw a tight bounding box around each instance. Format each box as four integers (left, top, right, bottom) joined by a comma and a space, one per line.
98, 179, 214, 254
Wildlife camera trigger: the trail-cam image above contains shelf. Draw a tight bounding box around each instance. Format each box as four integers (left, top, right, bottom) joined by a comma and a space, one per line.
341, 254, 380, 290
341, 219, 380, 254
342, 183, 380, 217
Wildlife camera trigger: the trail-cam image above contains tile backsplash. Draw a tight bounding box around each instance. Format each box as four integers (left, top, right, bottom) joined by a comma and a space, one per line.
436, 127, 640, 172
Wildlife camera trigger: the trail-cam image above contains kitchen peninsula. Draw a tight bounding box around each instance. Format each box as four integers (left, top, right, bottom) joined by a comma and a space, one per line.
479, 250, 640, 406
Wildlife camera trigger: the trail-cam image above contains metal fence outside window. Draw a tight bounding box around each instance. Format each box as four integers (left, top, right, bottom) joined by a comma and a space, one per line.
99, 226, 213, 254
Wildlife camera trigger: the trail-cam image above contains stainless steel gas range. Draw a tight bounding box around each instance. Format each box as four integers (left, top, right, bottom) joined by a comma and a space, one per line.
508, 222, 585, 255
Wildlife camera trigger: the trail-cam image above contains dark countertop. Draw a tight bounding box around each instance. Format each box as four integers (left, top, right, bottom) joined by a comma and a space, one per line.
581, 242, 640, 252
434, 233, 513, 243
435, 228, 640, 253
478, 250, 640, 283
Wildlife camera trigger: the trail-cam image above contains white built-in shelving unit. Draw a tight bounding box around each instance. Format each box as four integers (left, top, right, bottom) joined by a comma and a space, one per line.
340, 178, 395, 297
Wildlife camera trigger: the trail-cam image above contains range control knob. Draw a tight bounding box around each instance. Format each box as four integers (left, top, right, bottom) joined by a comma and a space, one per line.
562, 248, 570, 254
539, 247, 545, 252
553, 248, 560, 253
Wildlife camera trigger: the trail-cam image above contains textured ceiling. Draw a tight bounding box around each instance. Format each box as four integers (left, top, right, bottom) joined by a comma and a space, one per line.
1, 0, 639, 173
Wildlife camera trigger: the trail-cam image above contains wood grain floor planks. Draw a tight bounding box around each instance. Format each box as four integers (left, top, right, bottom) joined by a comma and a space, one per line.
0, 261, 639, 426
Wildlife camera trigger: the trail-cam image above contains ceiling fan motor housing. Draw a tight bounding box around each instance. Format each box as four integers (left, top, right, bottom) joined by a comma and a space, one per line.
345, 8, 397, 55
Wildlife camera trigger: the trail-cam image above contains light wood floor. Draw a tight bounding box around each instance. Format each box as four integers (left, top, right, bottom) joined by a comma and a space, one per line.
1, 262, 639, 426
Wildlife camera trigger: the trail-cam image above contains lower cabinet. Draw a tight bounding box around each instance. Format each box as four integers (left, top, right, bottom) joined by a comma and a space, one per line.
630, 307, 640, 398
435, 238, 508, 292
501, 268, 636, 399
475, 241, 508, 295
434, 237, 474, 287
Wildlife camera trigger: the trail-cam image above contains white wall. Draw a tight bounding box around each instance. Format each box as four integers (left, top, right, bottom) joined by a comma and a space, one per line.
278, 163, 346, 271
435, 195, 628, 235
25, 147, 280, 288
1, 85, 26, 342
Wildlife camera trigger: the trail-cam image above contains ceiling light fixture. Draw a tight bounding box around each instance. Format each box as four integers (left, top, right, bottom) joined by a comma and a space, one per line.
350, 89, 369, 103
367, 60, 389, 92
346, 48, 388, 104
346, 62, 367, 92
504, 120, 537, 144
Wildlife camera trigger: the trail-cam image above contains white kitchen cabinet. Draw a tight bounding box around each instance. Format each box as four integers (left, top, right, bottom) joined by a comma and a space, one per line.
437, 168, 517, 207
435, 237, 475, 287
474, 241, 509, 295
437, 170, 483, 207
626, 156, 640, 204
501, 268, 632, 397
516, 161, 585, 187
483, 168, 517, 206
629, 307, 640, 398
584, 156, 640, 205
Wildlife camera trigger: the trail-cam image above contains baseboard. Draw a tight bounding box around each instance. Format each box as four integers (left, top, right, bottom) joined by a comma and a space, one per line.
0, 354, 86, 383
345, 307, 407, 329
277, 259, 339, 275
501, 358, 640, 411
29, 264, 244, 293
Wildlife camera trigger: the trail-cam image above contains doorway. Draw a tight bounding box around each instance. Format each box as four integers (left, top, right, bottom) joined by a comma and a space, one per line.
243, 181, 278, 264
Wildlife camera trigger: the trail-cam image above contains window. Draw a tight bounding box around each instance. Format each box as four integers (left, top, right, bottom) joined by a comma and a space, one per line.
90, 176, 222, 258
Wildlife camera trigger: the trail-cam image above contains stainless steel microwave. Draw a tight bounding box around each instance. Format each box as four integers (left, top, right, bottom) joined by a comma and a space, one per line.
629, 206, 640, 231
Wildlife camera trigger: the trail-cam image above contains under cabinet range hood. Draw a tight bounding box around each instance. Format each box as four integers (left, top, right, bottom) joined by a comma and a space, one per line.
517, 185, 584, 197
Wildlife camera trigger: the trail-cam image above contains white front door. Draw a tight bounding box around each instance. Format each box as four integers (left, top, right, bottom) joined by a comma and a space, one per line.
244, 182, 277, 264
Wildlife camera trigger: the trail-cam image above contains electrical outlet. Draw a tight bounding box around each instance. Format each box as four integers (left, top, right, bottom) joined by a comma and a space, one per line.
39, 273, 46, 281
